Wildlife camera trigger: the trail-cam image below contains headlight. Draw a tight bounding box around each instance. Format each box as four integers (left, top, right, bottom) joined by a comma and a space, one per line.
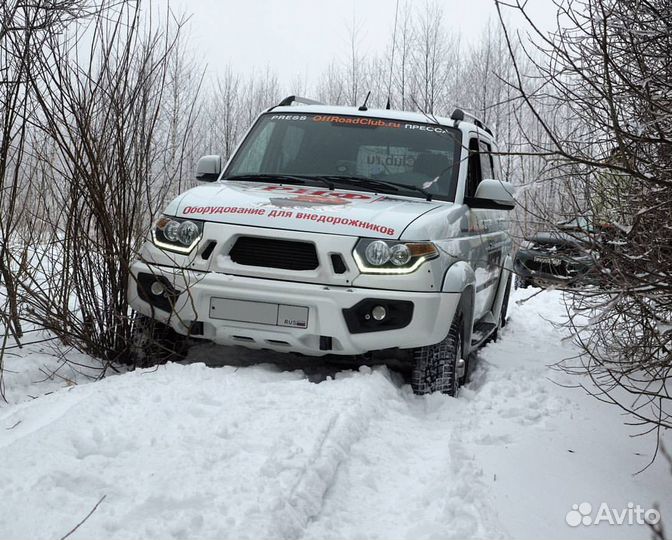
152, 215, 203, 254
164, 220, 181, 242
365, 240, 391, 266
177, 221, 200, 246
354, 239, 438, 274
390, 244, 411, 266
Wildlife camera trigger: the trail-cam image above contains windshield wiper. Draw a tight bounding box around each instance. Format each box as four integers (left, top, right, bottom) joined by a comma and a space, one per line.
315, 175, 433, 201
222, 173, 305, 185
221, 173, 335, 190
223, 173, 433, 201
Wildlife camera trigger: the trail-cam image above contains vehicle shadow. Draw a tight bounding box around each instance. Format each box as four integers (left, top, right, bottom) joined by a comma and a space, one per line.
182, 341, 411, 384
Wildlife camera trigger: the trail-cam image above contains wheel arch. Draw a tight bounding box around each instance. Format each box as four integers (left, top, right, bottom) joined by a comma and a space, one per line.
441, 261, 477, 356
458, 286, 475, 357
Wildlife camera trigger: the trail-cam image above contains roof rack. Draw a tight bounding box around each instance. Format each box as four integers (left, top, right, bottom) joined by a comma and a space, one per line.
276, 95, 324, 107
450, 108, 493, 136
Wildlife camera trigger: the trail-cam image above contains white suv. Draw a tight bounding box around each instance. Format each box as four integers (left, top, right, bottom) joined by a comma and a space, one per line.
128, 97, 515, 395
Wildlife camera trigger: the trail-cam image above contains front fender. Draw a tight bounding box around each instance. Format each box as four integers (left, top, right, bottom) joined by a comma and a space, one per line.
441, 260, 476, 293
442, 261, 476, 353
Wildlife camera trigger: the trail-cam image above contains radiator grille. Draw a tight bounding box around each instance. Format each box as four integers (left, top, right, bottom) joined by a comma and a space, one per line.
229, 236, 319, 270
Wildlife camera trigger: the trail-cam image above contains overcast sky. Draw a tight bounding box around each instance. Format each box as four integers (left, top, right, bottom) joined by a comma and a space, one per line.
170, 0, 559, 90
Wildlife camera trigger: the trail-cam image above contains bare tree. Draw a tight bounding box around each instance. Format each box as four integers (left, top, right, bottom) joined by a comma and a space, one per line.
345, 12, 365, 106
391, 1, 415, 110
315, 60, 346, 105
0, 0, 99, 397
409, 1, 455, 114
209, 67, 242, 159
12, 0, 200, 368
159, 33, 206, 196
240, 67, 281, 128
496, 0, 672, 439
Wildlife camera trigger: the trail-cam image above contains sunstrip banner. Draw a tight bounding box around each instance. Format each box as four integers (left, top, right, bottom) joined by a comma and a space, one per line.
269, 113, 452, 134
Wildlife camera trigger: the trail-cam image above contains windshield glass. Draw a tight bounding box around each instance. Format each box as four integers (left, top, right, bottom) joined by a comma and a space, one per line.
225, 113, 463, 201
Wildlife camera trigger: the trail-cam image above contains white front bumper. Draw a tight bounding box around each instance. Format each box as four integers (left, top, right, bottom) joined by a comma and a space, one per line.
129, 261, 460, 356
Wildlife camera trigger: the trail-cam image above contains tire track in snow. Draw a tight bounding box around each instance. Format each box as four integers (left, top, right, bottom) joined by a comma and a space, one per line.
299, 297, 572, 540
298, 292, 576, 539
300, 386, 506, 540
0, 364, 400, 540
259, 368, 400, 539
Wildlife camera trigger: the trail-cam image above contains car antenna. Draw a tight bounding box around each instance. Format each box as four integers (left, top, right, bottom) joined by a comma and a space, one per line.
386, 0, 400, 111
358, 91, 372, 111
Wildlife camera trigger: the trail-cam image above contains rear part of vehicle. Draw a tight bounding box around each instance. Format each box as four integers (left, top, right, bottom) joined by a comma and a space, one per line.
514, 234, 593, 288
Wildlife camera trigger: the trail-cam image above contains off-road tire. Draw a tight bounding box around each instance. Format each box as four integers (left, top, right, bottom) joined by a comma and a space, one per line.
411, 313, 463, 396
125, 314, 189, 368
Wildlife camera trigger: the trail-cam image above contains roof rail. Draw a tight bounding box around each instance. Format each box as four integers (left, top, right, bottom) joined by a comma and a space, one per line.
450, 108, 493, 136
276, 95, 324, 107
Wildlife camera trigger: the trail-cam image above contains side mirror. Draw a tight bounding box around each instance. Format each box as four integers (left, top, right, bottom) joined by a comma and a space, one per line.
466, 179, 515, 210
196, 155, 222, 181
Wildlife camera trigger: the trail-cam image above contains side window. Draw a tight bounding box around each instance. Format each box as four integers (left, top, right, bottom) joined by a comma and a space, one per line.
490, 148, 501, 180
467, 138, 482, 198
479, 140, 494, 180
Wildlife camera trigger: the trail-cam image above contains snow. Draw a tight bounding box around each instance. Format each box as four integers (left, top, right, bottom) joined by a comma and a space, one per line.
0, 289, 670, 539
0, 329, 100, 406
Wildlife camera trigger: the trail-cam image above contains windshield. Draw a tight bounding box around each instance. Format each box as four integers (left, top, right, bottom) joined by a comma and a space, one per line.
225, 113, 463, 201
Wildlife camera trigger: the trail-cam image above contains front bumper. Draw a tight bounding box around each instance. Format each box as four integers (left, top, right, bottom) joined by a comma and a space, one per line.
129, 261, 460, 356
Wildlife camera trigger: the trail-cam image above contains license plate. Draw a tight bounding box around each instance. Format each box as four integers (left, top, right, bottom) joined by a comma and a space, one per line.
209, 298, 309, 329
534, 256, 562, 266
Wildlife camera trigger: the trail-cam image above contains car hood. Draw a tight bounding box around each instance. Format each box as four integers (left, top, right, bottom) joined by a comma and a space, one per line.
167, 181, 447, 239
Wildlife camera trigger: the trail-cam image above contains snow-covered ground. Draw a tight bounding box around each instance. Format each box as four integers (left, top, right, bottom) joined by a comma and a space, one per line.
0, 289, 669, 539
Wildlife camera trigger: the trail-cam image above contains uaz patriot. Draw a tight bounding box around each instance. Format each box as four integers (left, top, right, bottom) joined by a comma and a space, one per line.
128, 96, 515, 396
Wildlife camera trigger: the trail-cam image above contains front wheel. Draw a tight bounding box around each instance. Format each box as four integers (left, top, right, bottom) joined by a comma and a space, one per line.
411, 313, 464, 396
124, 314, 189, 368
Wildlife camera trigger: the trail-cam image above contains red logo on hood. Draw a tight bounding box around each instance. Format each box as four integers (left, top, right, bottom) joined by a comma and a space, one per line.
257, 184, 373, 200
269, 194, 350, 207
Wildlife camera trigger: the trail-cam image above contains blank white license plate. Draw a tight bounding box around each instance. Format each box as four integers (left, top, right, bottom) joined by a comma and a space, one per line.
209, 298, 309, 329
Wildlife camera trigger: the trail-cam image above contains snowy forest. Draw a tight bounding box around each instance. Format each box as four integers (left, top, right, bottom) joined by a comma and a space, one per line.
0, 0, 558, 384
0, 0, 671, 538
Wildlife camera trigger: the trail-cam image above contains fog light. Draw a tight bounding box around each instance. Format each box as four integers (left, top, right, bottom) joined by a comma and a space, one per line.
150, 281, 165, 296
371, 305, 387, 321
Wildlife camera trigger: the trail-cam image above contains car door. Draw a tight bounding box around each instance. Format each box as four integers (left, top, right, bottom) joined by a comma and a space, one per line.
466, 136, 506, 320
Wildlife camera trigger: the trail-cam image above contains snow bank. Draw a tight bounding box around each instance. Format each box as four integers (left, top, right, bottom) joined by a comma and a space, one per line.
1, 330, 101, 406
0, 290, 669, 539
